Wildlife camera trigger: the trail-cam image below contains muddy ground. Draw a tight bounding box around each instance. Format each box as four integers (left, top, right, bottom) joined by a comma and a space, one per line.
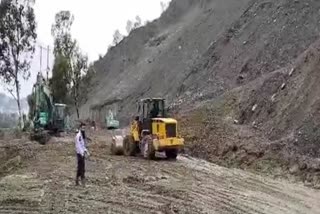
0, 133, 319, 214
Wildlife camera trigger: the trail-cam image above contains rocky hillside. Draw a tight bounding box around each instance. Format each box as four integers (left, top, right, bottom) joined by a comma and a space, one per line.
80, 0, 254, 121
80, 0, 320, 184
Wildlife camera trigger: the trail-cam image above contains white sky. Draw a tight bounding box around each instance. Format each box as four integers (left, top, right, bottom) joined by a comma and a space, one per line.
0, 0, 171, 98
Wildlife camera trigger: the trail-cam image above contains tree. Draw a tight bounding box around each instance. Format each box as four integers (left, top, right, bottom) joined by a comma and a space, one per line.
160, 1, 169, 13
51, 10, 76, 103
50, 55, 69, 103
51, 10, 90, 119
126, 20, 134, 35
51, 11, 75, 57
0, 0, 37, 129
70, 47, 88, 119
112, 29, 124, 45
134, 15, 142, 28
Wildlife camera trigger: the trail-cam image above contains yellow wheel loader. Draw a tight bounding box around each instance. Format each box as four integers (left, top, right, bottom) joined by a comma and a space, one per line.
120, 98, 184, 160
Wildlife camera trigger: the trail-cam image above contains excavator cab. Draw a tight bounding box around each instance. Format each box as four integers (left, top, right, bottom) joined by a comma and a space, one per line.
53, 103, 66, 132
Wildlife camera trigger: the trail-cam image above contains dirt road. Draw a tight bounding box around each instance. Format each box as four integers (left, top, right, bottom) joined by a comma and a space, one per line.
0, 135, 319, 214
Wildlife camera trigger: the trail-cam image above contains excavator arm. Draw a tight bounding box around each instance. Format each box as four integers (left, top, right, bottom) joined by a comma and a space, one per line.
31, 73, 54, 129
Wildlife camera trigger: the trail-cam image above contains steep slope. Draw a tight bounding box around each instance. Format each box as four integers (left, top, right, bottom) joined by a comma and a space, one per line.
80, 0, 253, 122
180, 39, 320, 185
79, 0, 320, 184
82, 0, 320, 122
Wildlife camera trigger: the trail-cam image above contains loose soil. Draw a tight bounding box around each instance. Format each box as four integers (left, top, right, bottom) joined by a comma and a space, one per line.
0, 133, 319, 214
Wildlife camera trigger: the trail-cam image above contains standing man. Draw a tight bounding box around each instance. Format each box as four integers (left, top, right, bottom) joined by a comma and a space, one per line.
75, 123, 90, 186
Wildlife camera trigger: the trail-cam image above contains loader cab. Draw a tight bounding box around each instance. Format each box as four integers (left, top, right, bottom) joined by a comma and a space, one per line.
137, 98, 166, 134
137, 98, 166, 120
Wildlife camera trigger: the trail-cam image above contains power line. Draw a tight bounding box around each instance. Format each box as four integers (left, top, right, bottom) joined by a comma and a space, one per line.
40, 45, 42, 74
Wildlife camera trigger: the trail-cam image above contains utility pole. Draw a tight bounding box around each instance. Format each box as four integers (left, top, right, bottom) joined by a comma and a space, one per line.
38, 44, 51, 81
46, 45, 50, 81
40, 46, 42, 75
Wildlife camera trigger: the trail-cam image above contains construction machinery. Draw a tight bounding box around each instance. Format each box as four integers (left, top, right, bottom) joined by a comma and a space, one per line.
106, 109, 120, 130
118, 98, 184, 160
29, 72, 67, 144
110, 129, 125, 155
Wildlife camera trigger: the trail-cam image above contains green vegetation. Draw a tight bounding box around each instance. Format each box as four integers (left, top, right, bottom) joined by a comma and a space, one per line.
0, 0, 37, 128
50, 10, 91, 118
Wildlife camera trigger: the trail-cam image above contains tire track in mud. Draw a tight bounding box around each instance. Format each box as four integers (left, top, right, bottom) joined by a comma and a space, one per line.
177, 156, 320, 214
0, 173, 44, 214
1, 138, 320, 214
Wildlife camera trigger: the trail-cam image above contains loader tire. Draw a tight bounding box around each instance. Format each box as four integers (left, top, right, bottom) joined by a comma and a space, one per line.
166, 149, 178, 160
144, 136, 156, 160
124, 135, 136, 156
110, 140, 123, 155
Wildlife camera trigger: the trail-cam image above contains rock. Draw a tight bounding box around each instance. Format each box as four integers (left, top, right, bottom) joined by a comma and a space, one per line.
309, 159, 320, 171
299, 162, 307, 170
281, 83, 286, 90
252, 121, 258, 129
289, 164, 299, 174
252, 104, 258, 112
238, 75, 244, 80
289, 68, 295, 76
145, 176, 157, 182
313, 183, 320, 189
233, 119, 239, 124
160, 176, 168, 180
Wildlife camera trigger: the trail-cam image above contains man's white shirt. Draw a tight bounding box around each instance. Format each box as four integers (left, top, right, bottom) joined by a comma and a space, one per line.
75, 131, 87, 156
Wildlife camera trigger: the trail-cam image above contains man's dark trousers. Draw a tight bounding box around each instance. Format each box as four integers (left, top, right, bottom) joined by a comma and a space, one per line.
76, 153, 85, 185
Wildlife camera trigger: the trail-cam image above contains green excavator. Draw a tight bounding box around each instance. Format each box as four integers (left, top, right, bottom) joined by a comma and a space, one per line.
29, 72, 67, 144
106, 109, 119, 130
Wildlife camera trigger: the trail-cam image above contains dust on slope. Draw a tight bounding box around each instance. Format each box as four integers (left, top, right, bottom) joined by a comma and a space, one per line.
1, 134, 320, 214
